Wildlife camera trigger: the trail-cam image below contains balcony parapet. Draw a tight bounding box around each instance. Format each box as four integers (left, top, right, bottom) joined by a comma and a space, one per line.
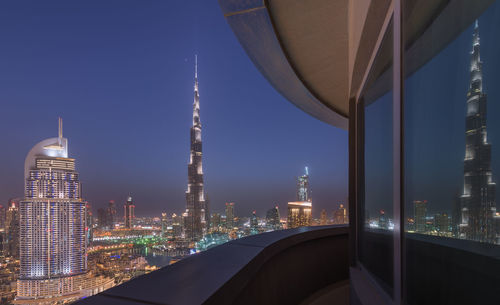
77, 225, 349, 305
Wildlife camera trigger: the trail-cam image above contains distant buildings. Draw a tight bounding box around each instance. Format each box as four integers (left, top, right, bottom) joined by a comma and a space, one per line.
124, 196, 135, 229
225, 202, 235, 229
297, 167, 311, 202
107, 200, 117, 229
185, 57, 209, 242
86, 202, 93, 246
414, 200, 427, 233
250, 211, 258, 234
378, 210, 388, 230
320, 209, 328, 225
161, 212, 168, 237
333, 204, 347, 225
287, 168, 312, 228
266, 206, 280, 230
5, 199, 19, 258
287, 201, 312, 229
17, 118, 87, 302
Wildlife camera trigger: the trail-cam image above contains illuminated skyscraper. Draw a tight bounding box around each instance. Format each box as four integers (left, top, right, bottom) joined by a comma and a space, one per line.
414, 200, 427, 233
333, 204, 348, 224
124, 196, 135, 229
6, 198, 20, 258
287, 201, 312, 229
320, 209, 328, 225
107, 200, 117, 229
297, 167, 311, 202
185, 56, 209, 241
85, 202, 93, 246
17, 118, 87, 301
225, 202, 235, 229
250, 211, 258, 234
161, 212, 168, 237
266, 206, 280, 230
458, 21, 497, 243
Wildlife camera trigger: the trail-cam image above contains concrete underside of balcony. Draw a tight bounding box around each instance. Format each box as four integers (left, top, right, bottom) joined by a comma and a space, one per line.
77, 225, 349, 305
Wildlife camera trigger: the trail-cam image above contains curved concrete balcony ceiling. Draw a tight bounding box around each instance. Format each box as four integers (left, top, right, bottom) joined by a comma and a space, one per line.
219, 0, 350, 129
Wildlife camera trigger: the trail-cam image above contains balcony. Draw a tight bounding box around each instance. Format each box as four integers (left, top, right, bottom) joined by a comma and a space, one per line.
78, 225, 349, 305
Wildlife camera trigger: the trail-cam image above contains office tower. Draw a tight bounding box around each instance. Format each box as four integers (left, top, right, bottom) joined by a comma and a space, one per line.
458, 21, 497, 243
211, 213, 221, 231
287, 201, 312, 229
172, 213, 183, 238
225, 202, 235, 229
161, 213, 168, 237
97, 208, 107, 229
320, 209, 328, 225
0, 204, 5, 231
124, 196, 135, 229
85, 202, 93, 246
17, 118, 87, 301
378, 210, 388, 229
333, 204, 348, 224
250, 211, 258, 234
435, 213, 450, 235
266, 206, 280, 230
414, 200, 427, 233
185, 56, 209, 241
106, 200, 117, 229
297, 167, 311, 202
5, 199, 19, 258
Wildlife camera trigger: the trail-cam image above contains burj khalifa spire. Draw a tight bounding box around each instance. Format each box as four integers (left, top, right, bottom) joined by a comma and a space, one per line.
185, 55, 209, 241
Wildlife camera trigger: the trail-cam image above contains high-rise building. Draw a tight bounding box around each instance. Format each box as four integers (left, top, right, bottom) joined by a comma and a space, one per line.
5, 198, 20, 258
106, 200, 117, 229
161, 212, 168, 237
250, 211, 258, 234
225, 202, 235, 229
185, 56, 209, 241
320, 209, 328, 225
458, 21, 497, 243
297, 167, 311, 202
97, 208, 107, 229
17, 118, 87, 302
414, 200, 427, 233
172, 213, 183, 238
0, 204, 5, 231
333, 204, 348, 224
85, 202, 93, 246
435, 213, 450, 235
266, 206, 280, 230
287, 201, 312, 229
211, 213, 221, 231
124, 196, 135, 229
378, 210, 388, 230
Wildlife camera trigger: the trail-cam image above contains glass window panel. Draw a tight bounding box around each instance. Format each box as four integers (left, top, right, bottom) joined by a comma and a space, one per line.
359, 19, 394, 297
404, 1, 500, 304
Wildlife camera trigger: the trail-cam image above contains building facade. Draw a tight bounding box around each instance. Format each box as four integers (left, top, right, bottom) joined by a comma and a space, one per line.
414, 200, 427, 233
124, 196, 135, 229
287, 201, 312, 229
297, 167, 311, 202
266, 206, 280, 230
225, 202, 235, 230
17, 118, 87, 301
106, 200, 117, 229
458, 21, 497, 243
185, 56, 209, 241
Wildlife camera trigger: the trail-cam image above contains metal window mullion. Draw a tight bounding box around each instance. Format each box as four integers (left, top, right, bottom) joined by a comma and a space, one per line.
392, 0, 404, 304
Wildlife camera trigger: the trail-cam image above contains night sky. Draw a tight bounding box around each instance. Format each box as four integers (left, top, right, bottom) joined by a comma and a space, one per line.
0, 1, 348, 218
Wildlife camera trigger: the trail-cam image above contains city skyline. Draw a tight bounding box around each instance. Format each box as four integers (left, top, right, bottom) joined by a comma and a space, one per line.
0, 0, 348, 218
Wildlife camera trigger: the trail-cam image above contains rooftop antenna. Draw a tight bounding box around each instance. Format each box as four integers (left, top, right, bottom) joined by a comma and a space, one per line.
58, 117, 63, 145
195, 54, 198, 79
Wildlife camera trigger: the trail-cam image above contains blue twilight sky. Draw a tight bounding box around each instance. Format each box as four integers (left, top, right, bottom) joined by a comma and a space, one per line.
0, 0, 348, 218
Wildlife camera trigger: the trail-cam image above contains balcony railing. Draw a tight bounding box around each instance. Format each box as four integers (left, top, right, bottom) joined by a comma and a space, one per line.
77, 225, 349, 305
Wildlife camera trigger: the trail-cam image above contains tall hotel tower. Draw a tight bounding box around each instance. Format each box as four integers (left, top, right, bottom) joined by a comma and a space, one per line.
17, 118, 87, 301
185, 56, 209, 241
459, 21, 497, 243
